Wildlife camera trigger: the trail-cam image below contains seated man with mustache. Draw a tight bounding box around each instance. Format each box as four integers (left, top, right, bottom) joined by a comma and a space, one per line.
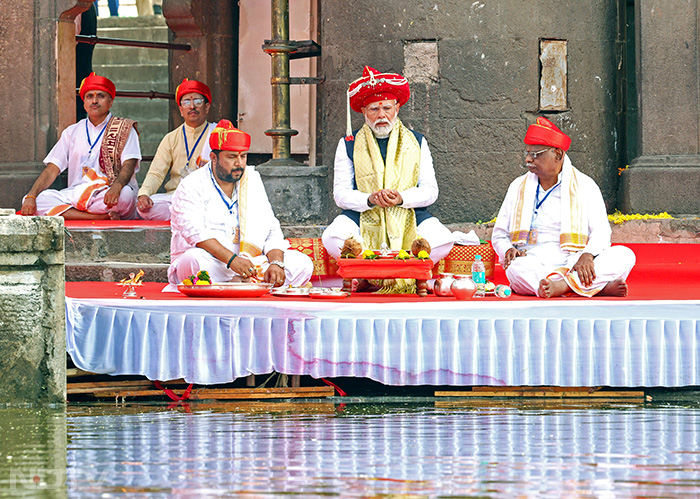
168, 120, 313, 287
21, 72, 141, 220
322, 66, 454, 287
137, 79, 217, 220
492, 117, 636, 298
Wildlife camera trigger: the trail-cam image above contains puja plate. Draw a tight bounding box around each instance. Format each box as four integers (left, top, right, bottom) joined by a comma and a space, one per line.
177, 282, 272, 298
308, 288, 351, 300
271, 286, 311, 297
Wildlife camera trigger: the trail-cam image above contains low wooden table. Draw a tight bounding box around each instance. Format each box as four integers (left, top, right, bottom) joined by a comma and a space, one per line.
336, 257, 434, 297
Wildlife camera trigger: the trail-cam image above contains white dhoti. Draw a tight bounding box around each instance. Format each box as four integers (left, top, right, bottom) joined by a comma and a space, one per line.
322, 214, 455, 264
168, 247, 313, 287
35, 184, 137, 219
137, 192, 172, 220
506, 245, 636, 297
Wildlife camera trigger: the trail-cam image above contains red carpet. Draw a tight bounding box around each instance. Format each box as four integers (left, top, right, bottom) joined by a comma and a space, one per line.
65, 243, 700, 302
64, 220, 171, 229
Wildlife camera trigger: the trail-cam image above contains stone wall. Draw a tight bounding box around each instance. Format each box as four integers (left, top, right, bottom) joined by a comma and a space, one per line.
0, 214, 66, 404
318, 0, 623, 223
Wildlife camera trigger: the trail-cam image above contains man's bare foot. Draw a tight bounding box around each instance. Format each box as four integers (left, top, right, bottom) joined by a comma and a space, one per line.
598, 279, 628, 297
538, 278, 570, 298
108, 211, 121, 220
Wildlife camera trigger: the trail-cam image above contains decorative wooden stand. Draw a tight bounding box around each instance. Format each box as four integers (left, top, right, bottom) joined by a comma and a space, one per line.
336, 257, 434, 297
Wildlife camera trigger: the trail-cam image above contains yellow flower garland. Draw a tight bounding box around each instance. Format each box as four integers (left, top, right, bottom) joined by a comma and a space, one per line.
607, 210, 674, 225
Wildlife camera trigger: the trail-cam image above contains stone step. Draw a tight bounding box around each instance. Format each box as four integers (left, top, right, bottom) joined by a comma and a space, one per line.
93, 64, 169, 86
96, 25, 169, 41
62, 219, 700, 282
67, 262, 170, 283
96, 14, 168, 33
136, 118, 171, 137
93, 45, 168, 65
111, 98, 170, 120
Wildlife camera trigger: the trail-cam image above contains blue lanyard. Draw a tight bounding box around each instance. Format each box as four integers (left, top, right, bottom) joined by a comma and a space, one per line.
85, 119, 107, 155
183, 123, 207, 169
209, 166, 237, 214
534, 181, 561, 215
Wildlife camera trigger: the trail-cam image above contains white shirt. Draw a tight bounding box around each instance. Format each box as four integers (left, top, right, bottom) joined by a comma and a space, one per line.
492, 167, 612, 267
332, 134, 439, 212
169, 164, 287, 261
43, 114, 142, 190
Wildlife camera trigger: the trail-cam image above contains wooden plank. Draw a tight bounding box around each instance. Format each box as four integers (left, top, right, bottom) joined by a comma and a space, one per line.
435, 389, 646, 399
68, 379, 190, 393
90, 386, 335, 400
66, 368, 99, 378
471, 386, 600, 393
68, 380, 156, 394
435, 397, 650, 409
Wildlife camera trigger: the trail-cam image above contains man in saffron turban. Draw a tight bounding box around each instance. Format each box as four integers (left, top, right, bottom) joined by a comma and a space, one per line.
137, 78, 216, 220
491, 117, 636, 297
321, 66, 454, 282
168, 120, 313, 287
21, 73, 141, 219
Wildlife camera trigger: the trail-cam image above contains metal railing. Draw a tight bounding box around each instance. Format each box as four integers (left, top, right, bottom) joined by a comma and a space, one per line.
76, 34, 190, 52
76, 34, 191, 161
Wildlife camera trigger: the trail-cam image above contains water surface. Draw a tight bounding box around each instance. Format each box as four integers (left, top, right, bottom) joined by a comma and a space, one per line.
1, 399, 699, 497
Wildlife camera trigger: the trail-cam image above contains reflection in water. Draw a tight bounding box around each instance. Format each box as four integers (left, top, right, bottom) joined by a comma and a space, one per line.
0, 408, 66, 498
2, 402, 700, 497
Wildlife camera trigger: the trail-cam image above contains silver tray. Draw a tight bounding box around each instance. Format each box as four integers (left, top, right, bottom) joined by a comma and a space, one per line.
271, 286, 312, 297
308, 288, 351, 300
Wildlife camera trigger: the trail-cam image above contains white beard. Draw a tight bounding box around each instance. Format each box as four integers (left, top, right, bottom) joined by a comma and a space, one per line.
367, 115, 397, 138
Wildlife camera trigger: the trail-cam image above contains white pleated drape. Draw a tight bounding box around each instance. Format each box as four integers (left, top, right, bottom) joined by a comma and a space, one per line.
66, 298, 700, 386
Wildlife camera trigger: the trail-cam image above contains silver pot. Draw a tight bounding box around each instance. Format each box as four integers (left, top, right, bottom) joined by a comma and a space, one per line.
451, 274, 477, 300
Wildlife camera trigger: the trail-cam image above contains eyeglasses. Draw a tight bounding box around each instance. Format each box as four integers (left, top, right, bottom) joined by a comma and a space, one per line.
180, 98, 205, 107
523, 148, 551, 161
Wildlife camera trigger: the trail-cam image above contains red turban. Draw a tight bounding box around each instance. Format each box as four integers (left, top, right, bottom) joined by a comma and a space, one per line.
175, 78, 212, 104
209, 120, 251, 152
79, 72, 116, 100
348, 66, 410, 112
524, 117, 571, 151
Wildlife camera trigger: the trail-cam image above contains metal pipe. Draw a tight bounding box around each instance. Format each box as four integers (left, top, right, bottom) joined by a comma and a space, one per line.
263, 0, 298, 163
76, 34, 191, 52
75, 89, 174, 100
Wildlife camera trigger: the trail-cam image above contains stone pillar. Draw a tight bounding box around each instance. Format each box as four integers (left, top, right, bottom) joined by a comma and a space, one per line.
620, 0, 700, 215
163, 0, 238, 127
164, 0, 328, 226
0, 1, 92, 211
0, 213, 66, 404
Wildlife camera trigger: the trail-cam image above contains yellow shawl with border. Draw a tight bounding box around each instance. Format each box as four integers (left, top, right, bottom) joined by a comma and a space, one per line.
508, 155, 588, 251
236, 166, 276, 258
354, 120, 421, 251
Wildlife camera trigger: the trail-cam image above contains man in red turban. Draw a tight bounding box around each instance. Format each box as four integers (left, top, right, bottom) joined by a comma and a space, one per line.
322, 66, 454, 291
136, 78, 216, 220
21, 72, 141, 219
492, 117, 636, 298
167, 119, 313, 288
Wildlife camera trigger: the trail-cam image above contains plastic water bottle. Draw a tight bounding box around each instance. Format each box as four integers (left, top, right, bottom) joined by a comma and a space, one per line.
471, 255, 486, 298
494, 284, 512, 298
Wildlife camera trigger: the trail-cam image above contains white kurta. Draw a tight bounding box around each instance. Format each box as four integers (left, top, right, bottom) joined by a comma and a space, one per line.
492, 161, 635, 296
36, 114, 141, 218
322, 135, 454, 263
168, 164, 313, 286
